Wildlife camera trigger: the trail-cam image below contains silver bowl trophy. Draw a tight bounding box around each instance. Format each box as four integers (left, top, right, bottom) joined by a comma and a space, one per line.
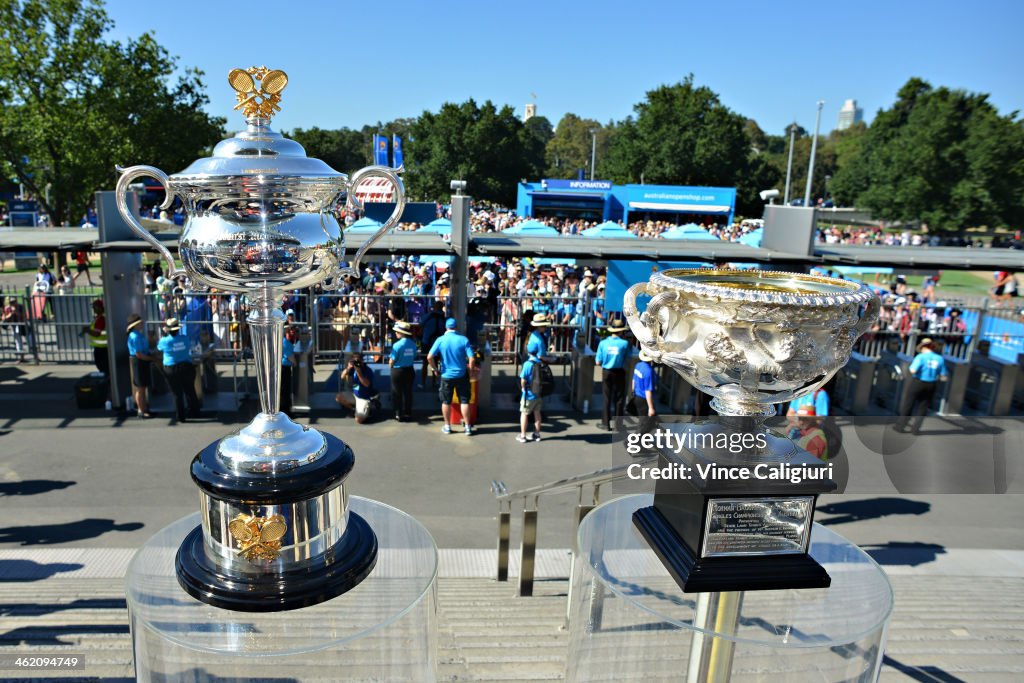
116, 67, 406, 611
624, 268, 879, 592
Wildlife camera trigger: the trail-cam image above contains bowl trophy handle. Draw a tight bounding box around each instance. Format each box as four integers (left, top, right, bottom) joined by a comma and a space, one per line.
115, 165, 185, 280
333, 165, 407, 280
623, 282, 681, 351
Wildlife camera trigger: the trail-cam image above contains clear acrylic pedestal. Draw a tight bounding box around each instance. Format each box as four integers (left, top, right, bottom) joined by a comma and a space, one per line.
126, 497, 438, 682
567, 495, 893, 683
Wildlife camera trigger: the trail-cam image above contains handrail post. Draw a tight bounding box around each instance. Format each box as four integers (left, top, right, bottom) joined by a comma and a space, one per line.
519, 495, 538, 597
497, 499, 511, 582
565, 484, 598, 626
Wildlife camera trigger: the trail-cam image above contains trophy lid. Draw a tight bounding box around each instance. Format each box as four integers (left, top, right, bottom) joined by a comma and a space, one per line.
173, 67, 343, 181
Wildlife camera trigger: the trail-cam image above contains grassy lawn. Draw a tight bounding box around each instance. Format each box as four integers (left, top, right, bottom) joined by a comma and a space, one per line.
829, 270, 997, 299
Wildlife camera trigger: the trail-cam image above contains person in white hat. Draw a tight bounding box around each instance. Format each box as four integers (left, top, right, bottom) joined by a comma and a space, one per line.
630, 348, 657, 427
388, 321, 417, 421
156, 317, 200, 422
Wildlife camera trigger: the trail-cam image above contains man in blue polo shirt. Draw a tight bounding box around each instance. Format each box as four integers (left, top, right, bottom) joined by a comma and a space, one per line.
895, 338, 948, 434
526, 313, 553, 361
428, 318, 477, 435
631, 348, 657, 422
596, 316, 634, 430
157, 317, 200, 423
389, 321, 417, 422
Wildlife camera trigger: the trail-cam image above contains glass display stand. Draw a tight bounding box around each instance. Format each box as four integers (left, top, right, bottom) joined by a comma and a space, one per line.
127, 497, 438, 682
567, 495, 893, 683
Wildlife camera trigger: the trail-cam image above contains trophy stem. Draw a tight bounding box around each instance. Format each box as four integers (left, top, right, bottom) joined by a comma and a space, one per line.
249, 286, 284, 416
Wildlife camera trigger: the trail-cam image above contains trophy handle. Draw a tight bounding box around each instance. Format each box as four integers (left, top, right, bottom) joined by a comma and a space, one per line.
115, 165, 185, 280
336, 165, 406, 279
853, 294, 881, 338
623, 282, 680, 347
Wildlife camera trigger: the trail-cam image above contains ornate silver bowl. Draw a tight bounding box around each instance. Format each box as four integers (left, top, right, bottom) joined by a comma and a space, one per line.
624, 269, 879, 416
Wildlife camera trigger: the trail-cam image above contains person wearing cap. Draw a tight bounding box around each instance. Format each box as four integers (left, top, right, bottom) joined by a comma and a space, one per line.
630, 348, 657, 427
126, 313, 155, 419
794, 406, 829, 460
157, 317, 200, 422
280, 325, 300, 417
389, 321, 417, 422
82, 298, 108, 376
427, 318, 477, 435
894, 338, 948, 434
595, 316, 635, 430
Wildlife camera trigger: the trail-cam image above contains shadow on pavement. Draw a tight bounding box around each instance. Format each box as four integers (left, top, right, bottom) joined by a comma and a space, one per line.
0, 519, 143, 545
1, 623, 130, 646
0, 559, 84, 581
0, 597, 125, 615
863, 541, 946, 566
883, 654, 969, 682
817, 497, 930, 525
0, 479, 76, 496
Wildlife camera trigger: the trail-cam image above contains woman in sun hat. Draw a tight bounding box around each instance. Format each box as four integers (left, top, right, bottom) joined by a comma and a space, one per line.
126, 313, 155, 419
388, 320, 417, 421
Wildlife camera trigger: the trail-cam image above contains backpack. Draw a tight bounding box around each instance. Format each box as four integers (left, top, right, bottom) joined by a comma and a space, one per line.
526, 358, 543, 397
539, 362, 555, 397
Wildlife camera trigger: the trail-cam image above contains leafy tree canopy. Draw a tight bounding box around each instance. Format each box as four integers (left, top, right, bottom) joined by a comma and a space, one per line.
0, 0, 225, 227
830, 78, 1024, 229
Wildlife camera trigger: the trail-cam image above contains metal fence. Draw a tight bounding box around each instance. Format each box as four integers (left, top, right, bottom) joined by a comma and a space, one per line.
1, 287, 99, 363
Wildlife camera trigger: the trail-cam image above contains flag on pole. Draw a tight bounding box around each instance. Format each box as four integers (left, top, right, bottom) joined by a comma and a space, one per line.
392, 134, 404, 169
373, 134, 388, 166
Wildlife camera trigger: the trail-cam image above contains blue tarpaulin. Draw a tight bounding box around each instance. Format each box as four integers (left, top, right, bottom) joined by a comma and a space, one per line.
417, 218, 452, 234
581, 221, 638, 239
503, 220, 560, 237
346, 217, 383, 233
661, 225, 721, 241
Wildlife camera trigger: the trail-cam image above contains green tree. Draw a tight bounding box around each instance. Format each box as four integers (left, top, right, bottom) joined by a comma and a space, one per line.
405, 99, 536, 206
0, 0, 225, 227
603, 76, 751, 187
545, 113, 609, 179
830, 78, 1024, 228
289, 127, 369, 172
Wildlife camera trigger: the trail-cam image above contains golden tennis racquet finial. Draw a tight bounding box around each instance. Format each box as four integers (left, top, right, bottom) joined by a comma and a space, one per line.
228, 66, 289, 121
228, 513, 288, 562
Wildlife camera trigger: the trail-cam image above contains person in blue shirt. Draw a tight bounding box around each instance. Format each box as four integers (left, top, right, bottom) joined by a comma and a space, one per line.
427, 318, 477, 435
630, 349, 657, 427
336, 354, 376, 424
156, 317, 200, 422
595, 316, 634, 430
787, 389, 830, 418
389, 321, 417, 422
126, 313, 154, 419
517, 349, 544, 443
280, 325, 299, 417
895, 338, 948, 434
526, 314, 553, 362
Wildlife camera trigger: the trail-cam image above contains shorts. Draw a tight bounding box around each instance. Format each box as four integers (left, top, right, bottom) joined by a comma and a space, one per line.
337, 391, 372, 419
130, 357, 151, 388
439, 375, 470, 405
76, 263, 89, 273
520, 396, 541, 414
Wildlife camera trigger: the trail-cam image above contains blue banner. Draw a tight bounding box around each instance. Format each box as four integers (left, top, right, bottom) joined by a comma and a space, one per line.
373, 134, 388, 166
393, 134, 404, 169
543, 179, 613, 191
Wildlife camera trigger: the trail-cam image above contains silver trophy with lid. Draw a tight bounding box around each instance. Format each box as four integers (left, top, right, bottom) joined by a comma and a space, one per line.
116, 67, 404, 610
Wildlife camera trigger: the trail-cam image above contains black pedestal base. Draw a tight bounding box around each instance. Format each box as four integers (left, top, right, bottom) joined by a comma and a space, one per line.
175, 512, 378, 612
633, 506, 831, 593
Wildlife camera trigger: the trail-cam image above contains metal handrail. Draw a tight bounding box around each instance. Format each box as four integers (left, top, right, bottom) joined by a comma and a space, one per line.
491, 455, 656, 597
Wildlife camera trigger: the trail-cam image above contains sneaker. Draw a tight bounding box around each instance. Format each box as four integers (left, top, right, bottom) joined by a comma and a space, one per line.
532, 432, 541, 442
441, 424, 452, 435
516, 434, 529, 443
464, 423, 473, 435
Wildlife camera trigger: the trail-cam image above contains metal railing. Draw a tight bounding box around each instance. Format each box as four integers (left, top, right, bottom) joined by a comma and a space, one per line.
491, 455, 656, 598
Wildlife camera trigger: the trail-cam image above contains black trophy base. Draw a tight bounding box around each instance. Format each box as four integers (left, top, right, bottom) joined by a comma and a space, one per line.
175, 512, 378, 612
633, 506, 831, 593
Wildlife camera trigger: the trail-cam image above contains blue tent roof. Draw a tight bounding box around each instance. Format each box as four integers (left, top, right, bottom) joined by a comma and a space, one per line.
661, 226, 721, 241
581, 222, 638, 239
738, 228, 763, 247
503, 220, 560, 237
346, 217, 383, 233
417, 218, 452, 234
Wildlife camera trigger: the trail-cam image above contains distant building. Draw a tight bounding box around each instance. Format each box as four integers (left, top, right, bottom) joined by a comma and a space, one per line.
837, 99, 863, 130
523, 103, 536, 122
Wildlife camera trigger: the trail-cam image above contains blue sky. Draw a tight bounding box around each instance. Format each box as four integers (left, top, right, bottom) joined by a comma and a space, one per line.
106, 0, 1023, 137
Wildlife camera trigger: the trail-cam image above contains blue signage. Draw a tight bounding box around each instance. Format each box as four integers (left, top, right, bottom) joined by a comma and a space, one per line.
543, 179, 613, 191
626, 185, 736, 209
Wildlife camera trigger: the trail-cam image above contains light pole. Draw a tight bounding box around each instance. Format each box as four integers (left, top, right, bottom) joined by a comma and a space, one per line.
783, 123, 797, 204
803, 101, 824, 207
589, 129, 597, 181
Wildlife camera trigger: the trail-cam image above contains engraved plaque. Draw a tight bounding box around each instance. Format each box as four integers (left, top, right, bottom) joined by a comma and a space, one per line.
701, 497, 812, 558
